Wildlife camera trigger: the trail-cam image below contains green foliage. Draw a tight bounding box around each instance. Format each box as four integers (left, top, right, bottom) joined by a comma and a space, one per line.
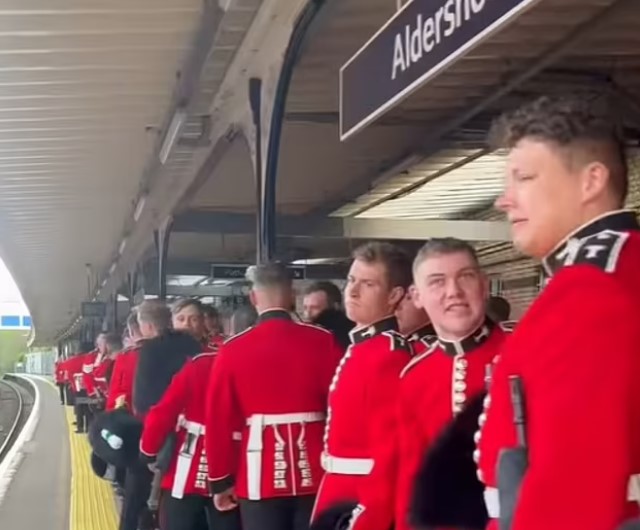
0, 330, 29, 375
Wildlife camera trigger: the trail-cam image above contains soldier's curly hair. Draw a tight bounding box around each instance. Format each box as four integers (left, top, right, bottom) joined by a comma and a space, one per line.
489, 93, 628, 203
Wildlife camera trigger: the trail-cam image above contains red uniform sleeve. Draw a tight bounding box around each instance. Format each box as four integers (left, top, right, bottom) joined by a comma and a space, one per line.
106, 355, 126, 410
512, 269, 639, 530
205, 347, 242, 493
140, 364, 189, 457
349, 348, 409, 530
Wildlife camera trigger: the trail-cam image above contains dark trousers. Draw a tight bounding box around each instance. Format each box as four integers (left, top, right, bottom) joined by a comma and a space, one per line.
65, 385, 75, 406
239, 495, 315, 530
119, 464, 154, 530
73, 390, 91, 432
161, 494, 241, 530
57, 383, 66, 405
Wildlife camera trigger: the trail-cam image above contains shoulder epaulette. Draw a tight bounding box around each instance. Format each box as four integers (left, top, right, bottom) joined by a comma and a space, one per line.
192, 352, 216, 361
382, 330, 410, 352
223, 326, 254, 345
568, 229, 629, 273
295, 321, 332, 335
499, 320, 517, 333
400, 343, 438, 378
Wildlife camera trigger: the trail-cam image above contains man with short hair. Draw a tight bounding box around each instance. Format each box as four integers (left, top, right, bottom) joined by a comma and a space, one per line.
205, 262, 343, 530
476, 94, 640, 530
303, 281, 343, 322
171, 298, 212, 350
121, 300, 201, 530
394, 238, 508, 530
311, 242, 413, 527
107, 311, 144, 412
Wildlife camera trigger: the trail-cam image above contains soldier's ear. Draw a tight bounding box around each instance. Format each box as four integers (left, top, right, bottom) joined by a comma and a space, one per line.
388, 286, 405, 308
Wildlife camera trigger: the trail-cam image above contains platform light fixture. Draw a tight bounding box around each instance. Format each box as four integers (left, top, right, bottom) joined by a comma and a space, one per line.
119, 237, 128, 255
159, 108, 187, 165
133, 194, 147, 222
109, 262, 117, 274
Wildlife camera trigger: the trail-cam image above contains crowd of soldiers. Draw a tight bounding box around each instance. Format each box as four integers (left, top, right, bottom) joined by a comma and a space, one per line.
54, 93, 640, 530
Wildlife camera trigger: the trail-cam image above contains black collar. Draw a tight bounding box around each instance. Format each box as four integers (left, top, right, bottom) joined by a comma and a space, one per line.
543, 210, 639, 277
407, 323, 437, 344
258, 309, 292, 323
350, 316, 398, 345
437, 318, 495, 356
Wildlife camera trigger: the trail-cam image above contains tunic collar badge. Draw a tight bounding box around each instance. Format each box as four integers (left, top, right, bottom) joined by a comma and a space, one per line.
350, 316, 398, 345
542, 210, 639, 277
407, 323, 437, 345
437, 318, 495, 356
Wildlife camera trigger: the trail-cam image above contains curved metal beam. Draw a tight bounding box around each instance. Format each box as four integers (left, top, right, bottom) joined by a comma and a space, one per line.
261, 0, 327, 262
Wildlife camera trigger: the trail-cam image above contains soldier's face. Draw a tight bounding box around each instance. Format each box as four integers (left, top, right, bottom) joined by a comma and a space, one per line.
414, 251, 487, 340
172, 306, 205, 341
344, 259, 404, 327
395, 285, 429, 336
495, 139, 589, 259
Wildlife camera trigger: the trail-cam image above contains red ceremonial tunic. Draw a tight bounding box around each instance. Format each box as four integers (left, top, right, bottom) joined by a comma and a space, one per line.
312, 316, 412, 524
392, 321, 506, 530
476, 210, 640, 530
54, 360, 65, 384
205, 309, 343, 500
141, 352, 216, 498
85, 354, 113, 397
345, 324, 436, 530
106, 346, 140, 411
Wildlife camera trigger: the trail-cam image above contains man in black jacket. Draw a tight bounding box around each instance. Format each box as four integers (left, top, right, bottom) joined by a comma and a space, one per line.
119, 300, 201, 530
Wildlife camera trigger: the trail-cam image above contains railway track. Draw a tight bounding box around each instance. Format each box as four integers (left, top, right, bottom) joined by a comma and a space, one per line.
0, 377, 35, 463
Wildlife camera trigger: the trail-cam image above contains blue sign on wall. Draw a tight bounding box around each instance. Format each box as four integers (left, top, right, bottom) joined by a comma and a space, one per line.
0, 314, 31, 329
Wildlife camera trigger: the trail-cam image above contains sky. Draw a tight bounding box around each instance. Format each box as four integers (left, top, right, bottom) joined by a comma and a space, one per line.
0, 257, 29, 314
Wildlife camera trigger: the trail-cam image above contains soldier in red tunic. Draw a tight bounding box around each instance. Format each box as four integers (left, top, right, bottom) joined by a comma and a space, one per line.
54, 356, 67, 405
107, 312, 144, 412
341, 240, 507, 530
85, 333, 121, 404
203, 304, 226, 350
474, 94, 640, 530
205, 262, 343, 530
311, 242, 413, 529
140, 351, 241, 530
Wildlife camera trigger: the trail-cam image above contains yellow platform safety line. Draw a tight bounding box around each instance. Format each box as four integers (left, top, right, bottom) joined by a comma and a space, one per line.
65, 407, 119, 530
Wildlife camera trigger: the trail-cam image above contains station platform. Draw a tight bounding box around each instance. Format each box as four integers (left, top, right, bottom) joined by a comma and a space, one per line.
0, 377, 119, 530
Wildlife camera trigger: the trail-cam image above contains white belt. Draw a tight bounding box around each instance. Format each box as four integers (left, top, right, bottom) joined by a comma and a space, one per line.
246, 411, 325, 500
73, 374, 84, 392
484, 474, 640, 518
172, 416, 206, 498
177, 415, 206, 436
321, 452, 374, 476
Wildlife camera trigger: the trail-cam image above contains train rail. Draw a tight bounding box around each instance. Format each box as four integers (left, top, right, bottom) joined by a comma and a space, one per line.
0, 376, 35, 464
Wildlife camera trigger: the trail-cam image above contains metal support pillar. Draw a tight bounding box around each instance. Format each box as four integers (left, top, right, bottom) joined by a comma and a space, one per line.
111, 293, 118, 332
251, 0, 325, 264
154, 218, 173, 301
248, 77, 266, 263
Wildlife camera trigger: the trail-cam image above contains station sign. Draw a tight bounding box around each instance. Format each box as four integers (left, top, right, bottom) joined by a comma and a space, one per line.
81, 301, 107, 318
339, 0, 541, 140
210, 264, 306, 281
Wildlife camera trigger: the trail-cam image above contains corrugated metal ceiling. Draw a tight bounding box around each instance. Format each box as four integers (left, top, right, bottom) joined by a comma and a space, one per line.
333, 149, 505, 219
0, 0, 202, 342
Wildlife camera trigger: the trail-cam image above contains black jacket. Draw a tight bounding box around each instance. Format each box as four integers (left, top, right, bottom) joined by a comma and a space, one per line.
132, 330, 201, 418
312, 309, 355, 352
